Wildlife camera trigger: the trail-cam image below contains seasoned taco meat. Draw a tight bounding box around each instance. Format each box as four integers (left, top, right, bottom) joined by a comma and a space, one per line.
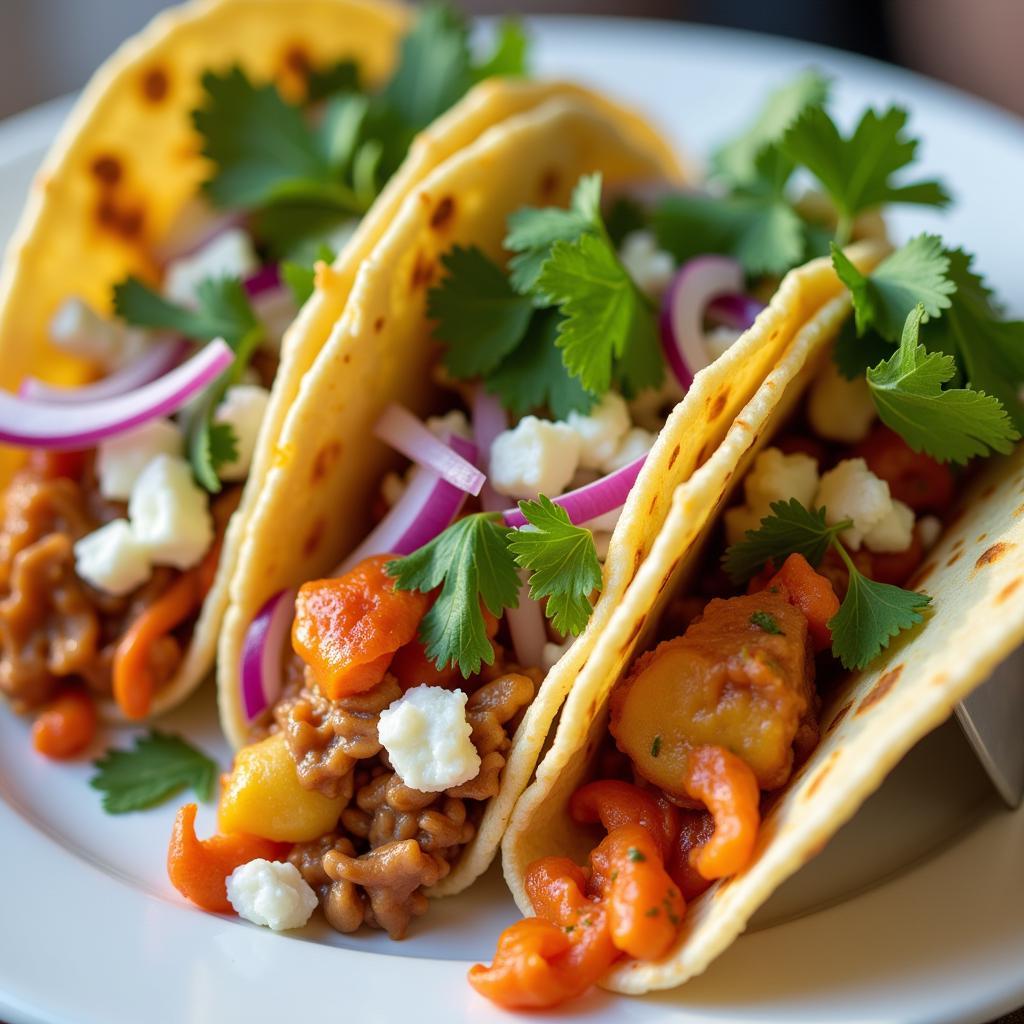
610, 591, 817, 793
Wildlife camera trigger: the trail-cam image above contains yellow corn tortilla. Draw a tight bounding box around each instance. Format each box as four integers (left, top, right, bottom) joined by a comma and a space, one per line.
0, 0, 679, 720
218, 95, 686, 899
502, 246, 1024, 994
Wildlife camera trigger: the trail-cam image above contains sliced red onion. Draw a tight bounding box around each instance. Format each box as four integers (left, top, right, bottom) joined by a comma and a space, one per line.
244, 264, 283, 300
503, 454, 647, 529
707, 292, 765, 331
659, 256, 746, 390
0, 339, 233, 449
18, 338, 188, 405
471, 386, 508, 515
240, 586, 297, 721
374, 403, 484, 496
238, 434, 477, 720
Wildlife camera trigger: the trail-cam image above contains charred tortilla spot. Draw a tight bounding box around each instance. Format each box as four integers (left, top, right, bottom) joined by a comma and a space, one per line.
648, 494, 657, 515
283, 43, 311, 76
857, 665, 903, 715
708, 389, 728, 421
118, 206, 144, 239
430, 196, 455, 229
945, 550, 962, 567
998, 578, 1021, 604
141, 67, 169, 103
825, 700, 854, 734
696, 440, 714, 469
976, 532, 989, 544
619, 617, 644, 656
90, 154, 122, 186
975, 542, 1013, 569
952, 538, 964, 551
538, 168, 560, 199
374, 316, 385, 333
410, 252, 435, 290
302, 517, 326, 557
981, 483, 997, 499
95, 197, 144, 240
1015, 503, 1024, 519
342, 353, 351, 364
667, 444, 681, 470
311, 441, 342, 483
804, 750, 841, 799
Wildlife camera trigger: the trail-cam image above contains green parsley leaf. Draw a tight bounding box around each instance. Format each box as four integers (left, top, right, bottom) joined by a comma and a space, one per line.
505, 173, 602, 297
605, 195, 649, 248
487, 310, 595, 419
508, 495, 603, 636
921, 249, 1024, 431
428, 246, 534, 378
538, 231, 662, 397
386, 513, 520, 676
627, 847, 647, 863
866, 304, 1019, 464
90, 730, 217, 814
472, 18, 530, 82
722, 498, 851, 584
828, 545, 931, 670
831, 234, 954, 341
712, 69, 831, 188
651, 735, 662, 758
305, 59, 361, 104
750, 610, 784, 635
782, 105, 951, 242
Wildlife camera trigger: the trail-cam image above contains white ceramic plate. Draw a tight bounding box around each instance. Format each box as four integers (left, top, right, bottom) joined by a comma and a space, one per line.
2, 16, 1024, 1024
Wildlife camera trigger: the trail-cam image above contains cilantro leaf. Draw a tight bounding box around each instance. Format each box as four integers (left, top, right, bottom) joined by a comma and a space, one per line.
712, 69, 831, 188
922, 249, 1024, 431
472, 18, 530, 82
428, 246, 534, 378
487, 310, 595, 419
305, 59, 360, 104
508, 496, 603, 636
90, 730, 217, 814
722, 498, 852, 584
538, 231, 662, 397
832, 234, 954, 341
867, 304, 1019, 464
828, 546, 931, 670
782, 105, 951, 241
832, 317, 894, 380
505, 173, 602, 296
387, 513, 520, 676
750, 610, 784, 635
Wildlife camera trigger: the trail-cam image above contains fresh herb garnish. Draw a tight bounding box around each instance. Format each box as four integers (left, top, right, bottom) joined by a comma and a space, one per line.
508, 496, 603, 636
90, 730, 217, 814
281, 243, 336, 306
650, 735, 662, 758
750, 610, 784, 635
387, 513, 521, 677
113, 275, 264, 490
627, 848, 647, 863
866, 304, 1018, 464
723, 499, 930, 669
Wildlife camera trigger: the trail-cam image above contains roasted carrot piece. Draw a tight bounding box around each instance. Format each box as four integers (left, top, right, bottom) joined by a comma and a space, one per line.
569, 779, 679, 861
855, 424, 954, 513
761, 553, 839, 652
31, 690, 97, 759
167, 803, 288, 913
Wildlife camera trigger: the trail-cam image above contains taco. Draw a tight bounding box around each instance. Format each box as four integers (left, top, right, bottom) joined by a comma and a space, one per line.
184, 79, 909, 940
477, 109, 1024, 1009
0, 0, 668, 744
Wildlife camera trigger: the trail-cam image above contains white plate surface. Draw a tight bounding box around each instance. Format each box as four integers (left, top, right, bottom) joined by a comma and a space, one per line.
2, 16, 1024, 1024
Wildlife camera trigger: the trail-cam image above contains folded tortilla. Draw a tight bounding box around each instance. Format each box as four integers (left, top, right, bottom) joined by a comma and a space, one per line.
501, 245, 1024, 993
218, 94, 686, 898
0, 0, 677, 719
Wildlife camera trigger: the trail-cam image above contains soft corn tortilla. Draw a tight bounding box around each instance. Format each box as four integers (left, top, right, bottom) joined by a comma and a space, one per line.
503, 251, 1024, 994
0, 0, 678, 719
218, 95, 686, 898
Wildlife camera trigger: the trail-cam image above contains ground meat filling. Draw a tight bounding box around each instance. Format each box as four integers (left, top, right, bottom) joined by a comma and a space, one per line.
284, 665, 537, 938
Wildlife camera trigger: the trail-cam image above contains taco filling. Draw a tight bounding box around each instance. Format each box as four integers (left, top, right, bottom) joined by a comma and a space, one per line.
167, 78, 993, 939
0, 2, 530, 754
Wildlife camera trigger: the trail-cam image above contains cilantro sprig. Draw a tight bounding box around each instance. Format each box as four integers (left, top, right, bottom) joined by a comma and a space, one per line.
90, 731, 217, 814
387, 500, 603, 676
723, 499, 930, 669
113, 275, 264, 491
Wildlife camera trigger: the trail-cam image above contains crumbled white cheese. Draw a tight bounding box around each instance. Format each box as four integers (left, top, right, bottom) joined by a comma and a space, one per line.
863, 499, 915, 553
73, 519, 151, 595
744, 447, 820, 514
724, 504, 768, 547
213, 385, 271, 482
489, 416, 580, 499
377, 685, 480, 793
427, 410, 472, 441
50, 298, 143, 371
542, 639, 573, 671
807, 360, 877, 443
96, 418, 184, 501
628, 375, 686, 433
618, 230, 676, 299
226, 859, 318, 931
917, 515, 943, 550
163, 228, 258, 308
605, 426, 656, 473
705, 326, 742, 360
128, 455, 214, 569
814, 457, 893, 550
565, 392, 631, 471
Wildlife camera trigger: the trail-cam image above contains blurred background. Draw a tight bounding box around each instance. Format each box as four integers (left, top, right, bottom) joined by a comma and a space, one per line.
0, 0, 1022, 121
